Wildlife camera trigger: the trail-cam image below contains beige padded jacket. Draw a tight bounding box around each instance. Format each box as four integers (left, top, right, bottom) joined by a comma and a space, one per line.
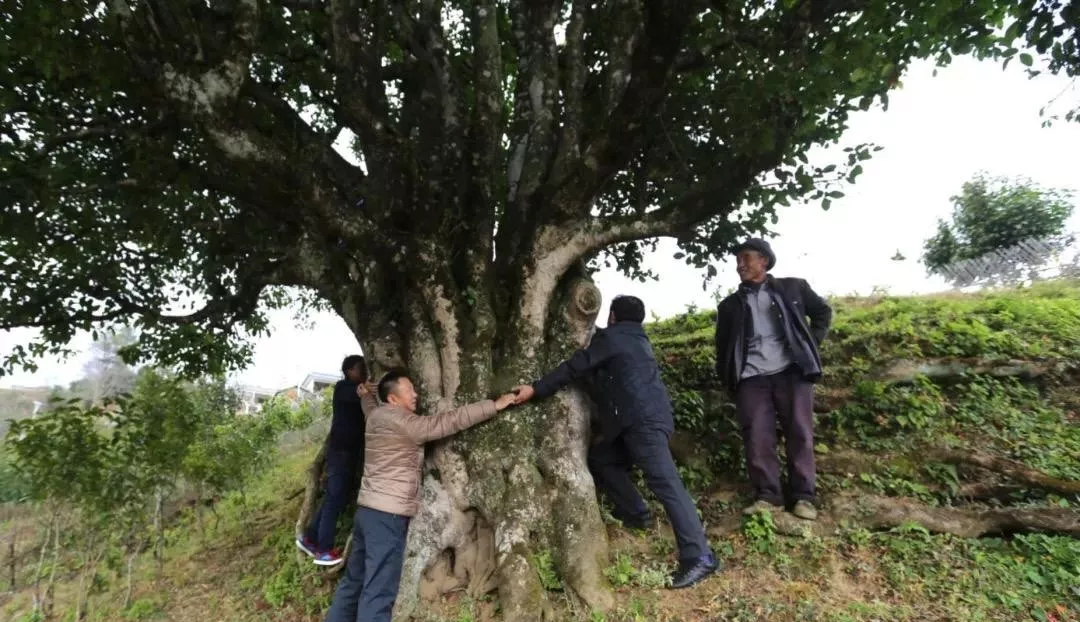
356, 395, 497, 517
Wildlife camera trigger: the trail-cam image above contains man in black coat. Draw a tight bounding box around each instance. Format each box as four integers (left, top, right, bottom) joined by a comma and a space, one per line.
714, 239, 832, 520
297, 355, 369, 565
513, 296, 718, 589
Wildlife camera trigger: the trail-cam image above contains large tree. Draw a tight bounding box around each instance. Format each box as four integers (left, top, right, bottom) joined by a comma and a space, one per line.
922, 174, 1075, 285
0, 1, 1032, 619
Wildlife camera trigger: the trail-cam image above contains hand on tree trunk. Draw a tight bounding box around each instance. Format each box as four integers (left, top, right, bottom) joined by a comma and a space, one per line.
357, 381, 378, 398
511, 385, 535, 405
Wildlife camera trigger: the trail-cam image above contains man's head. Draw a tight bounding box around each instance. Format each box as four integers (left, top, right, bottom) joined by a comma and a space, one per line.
378, 369, 418, 412
341, 355, 367, 384
734, 238, 776, 284
607, 295, 646, 326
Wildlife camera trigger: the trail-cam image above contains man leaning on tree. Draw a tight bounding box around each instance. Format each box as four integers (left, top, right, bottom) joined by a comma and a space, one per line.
714, 238, 833, 521
513, 295, 719, 589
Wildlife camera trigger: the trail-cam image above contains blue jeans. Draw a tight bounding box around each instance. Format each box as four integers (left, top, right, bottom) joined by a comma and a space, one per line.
305, 448, 359, 552
324, 506, 410, 622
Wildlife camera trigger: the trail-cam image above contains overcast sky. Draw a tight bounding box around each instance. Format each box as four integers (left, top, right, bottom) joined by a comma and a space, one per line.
2, 55, 1078, 391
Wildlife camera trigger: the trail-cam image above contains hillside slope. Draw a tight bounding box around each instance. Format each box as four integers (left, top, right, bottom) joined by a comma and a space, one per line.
2, 282, 1079, 622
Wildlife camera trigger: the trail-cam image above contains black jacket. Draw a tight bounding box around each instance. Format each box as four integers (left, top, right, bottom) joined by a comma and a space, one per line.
714, 276, 833, 391
533, 321, 674, 431
327, 379, 366, 455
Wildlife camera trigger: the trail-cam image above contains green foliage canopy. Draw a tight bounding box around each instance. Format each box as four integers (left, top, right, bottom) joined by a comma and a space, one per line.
0, 0, 1042, 377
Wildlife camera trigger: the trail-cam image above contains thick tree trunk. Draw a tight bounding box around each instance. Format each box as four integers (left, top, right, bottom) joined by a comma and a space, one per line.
297, 276, 614, 620
394, 278, 612, 622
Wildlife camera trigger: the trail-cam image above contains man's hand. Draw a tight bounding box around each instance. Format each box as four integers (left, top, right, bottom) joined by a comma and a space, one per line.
511, 385, 535, 405
493, 392, 517, 411
357, 381, 379, 398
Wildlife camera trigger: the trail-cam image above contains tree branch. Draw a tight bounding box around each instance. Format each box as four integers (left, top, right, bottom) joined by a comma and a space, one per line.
931, 449, 1080, 497
328, 0, 400, 156
503, 0, 561, 206
393, 1, 461, 135
550, 0, 588, 181
279, 0, 323, 9
549, 0, 695, 214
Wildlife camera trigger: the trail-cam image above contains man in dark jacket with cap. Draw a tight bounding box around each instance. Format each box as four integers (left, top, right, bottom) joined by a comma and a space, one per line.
714, 239, 832, 521
512, 295, 719, 589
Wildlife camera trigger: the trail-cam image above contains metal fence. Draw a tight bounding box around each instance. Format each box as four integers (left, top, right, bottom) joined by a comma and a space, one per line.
936, 232, 1080, 288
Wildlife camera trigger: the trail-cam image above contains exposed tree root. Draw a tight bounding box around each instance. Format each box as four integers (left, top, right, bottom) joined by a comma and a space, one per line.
705, 489, 1080, 540
831, 494, 1080, 537
879, 358, 1050, 385
955, 483, 1030, 501
815, 450, 885, 476
294, 441, 328, 544
930, 448, 1080, 497
813, 358, 1056, 412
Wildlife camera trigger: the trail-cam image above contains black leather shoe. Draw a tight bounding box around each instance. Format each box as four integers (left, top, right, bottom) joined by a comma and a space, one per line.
669, 555, 720, 589
613, 513, 652, 530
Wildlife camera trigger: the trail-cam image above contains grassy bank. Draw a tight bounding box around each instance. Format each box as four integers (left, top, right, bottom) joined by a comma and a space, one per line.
2, 282, 1079, 622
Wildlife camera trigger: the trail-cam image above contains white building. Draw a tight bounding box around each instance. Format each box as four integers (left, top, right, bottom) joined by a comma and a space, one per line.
297, 371, 341, 398
236, 384, 277, 415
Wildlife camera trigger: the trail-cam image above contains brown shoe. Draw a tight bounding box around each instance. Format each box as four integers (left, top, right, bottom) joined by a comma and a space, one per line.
792, 500, 818, 521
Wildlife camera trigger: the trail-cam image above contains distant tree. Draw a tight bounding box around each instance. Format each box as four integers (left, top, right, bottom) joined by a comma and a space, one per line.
79, 328, 138, 404
922, 174, 1075, 280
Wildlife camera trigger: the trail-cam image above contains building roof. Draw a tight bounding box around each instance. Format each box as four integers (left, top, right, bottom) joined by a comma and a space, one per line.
236, 384, 277, 397
301, 371, 342, 386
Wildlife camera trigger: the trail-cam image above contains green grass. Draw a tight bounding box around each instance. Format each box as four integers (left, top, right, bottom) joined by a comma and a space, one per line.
4, 282, 1080, 622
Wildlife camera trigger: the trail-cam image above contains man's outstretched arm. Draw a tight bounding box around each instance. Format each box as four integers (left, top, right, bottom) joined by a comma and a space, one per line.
357, 381, 379, 416
398, 393, 517, 444
513, 331, 614, 404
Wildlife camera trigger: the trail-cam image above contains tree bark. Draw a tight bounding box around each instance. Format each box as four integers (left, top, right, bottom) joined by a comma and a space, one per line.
32, 515, 51, 614
153, 488, 165, 577
930, 448, 1080, 496
44, 516, 60, 620
6, 528, 15, 593
955, 483, 1030, 501
388, 277, 612, 622
294, 441, 328, 545
123, 541, 143, 610
831, 494, 1080, 537
876, 358, 1050, 385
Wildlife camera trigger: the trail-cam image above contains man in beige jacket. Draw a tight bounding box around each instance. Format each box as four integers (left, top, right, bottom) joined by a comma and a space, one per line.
324, 369, 517, 622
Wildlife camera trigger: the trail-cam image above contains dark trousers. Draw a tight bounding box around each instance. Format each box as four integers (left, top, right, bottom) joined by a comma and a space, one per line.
735, 368, 816, 505
588, 423, 711, 562
306, 448, 359, 552
325, 506, 410, 622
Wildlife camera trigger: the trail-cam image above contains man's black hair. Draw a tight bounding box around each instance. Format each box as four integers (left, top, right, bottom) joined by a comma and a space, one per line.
341, 354, 367, 381
610, 295, 646, 323
378, 368, 410, 403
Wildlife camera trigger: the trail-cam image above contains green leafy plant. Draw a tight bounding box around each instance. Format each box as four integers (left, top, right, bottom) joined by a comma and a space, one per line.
742, 510, 778, 554
603, 552, 635, 588
531, 550, 563, 591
